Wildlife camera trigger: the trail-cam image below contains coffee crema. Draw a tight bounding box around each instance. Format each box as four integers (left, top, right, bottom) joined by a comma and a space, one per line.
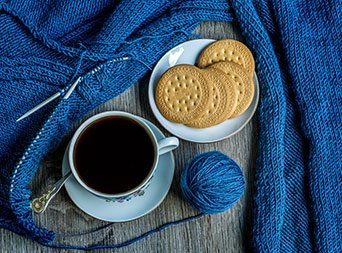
73, 116, 155, 194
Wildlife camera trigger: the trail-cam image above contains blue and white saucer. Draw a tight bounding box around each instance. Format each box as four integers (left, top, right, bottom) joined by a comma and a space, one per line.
62, 119, 175, 222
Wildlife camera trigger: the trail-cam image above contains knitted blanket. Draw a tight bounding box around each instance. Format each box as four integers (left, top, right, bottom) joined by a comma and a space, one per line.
0, 0, 341, 251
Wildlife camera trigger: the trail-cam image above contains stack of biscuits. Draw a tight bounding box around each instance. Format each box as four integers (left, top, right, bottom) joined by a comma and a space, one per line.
155, 39, 255, 128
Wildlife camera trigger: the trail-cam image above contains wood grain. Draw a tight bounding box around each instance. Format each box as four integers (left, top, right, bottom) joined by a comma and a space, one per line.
0, 22, 257, 253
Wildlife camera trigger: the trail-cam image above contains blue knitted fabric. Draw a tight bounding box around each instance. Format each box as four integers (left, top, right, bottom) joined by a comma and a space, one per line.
0, 0, 341, 251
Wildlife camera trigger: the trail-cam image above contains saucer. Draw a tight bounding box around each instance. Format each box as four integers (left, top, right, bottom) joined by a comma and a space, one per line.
62, 119, 175, 222
148, 39, 260, 143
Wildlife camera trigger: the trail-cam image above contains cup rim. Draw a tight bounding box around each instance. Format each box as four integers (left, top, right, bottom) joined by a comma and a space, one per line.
68, 111, 159, 198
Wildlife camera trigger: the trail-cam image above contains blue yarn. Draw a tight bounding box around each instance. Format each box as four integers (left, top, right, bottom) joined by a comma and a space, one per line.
46, 214, 205, 250
181, 151, 244, 214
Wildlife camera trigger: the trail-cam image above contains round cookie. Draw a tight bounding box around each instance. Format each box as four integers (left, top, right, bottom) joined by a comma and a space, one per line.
208, 62, 254, 118
186, 68, 238, 128
197, 39, 255, 75
185, 72, 222, 128
155, 64, 213, 124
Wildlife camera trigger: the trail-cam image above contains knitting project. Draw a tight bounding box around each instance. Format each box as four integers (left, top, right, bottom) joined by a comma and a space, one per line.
0, 0, 341, 251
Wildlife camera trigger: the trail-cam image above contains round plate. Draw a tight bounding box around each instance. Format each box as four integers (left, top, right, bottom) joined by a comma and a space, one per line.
148, 39, 259, 143
62, 119, 175, 222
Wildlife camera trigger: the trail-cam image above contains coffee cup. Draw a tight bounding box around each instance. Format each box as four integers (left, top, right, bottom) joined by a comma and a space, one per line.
68, 111, 179, 202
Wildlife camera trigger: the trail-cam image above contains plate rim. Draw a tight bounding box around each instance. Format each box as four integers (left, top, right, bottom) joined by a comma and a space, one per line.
148, 39, 259, 143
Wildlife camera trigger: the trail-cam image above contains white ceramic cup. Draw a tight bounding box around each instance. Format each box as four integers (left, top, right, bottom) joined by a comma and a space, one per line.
68, 111, 179, 202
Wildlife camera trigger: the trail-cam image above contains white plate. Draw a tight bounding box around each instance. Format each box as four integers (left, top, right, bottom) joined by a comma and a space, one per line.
62, 119, 175, 222
148, 39, 259, 143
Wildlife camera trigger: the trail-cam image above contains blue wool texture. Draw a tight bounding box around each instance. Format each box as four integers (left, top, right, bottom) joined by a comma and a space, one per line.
0, 0, 341, 252
181, 151, 244, 214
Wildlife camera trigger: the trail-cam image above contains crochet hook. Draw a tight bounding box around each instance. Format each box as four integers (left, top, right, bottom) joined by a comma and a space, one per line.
31, 171, 72, 213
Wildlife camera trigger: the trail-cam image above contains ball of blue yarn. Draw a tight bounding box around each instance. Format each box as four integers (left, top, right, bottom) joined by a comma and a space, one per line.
181, 151, 245, 214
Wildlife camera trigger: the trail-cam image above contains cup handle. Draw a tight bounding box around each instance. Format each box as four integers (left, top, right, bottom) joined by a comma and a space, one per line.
157, 137, 179, 155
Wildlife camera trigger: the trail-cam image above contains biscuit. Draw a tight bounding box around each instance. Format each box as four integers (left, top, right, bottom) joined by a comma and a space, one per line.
155, 64, 213, 124
186, 68, 238, 128
209, 62, 254, 118
197, 39, 255, 75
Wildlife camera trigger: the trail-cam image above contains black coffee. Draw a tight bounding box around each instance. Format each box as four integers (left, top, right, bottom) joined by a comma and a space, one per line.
74, 116, 155, 194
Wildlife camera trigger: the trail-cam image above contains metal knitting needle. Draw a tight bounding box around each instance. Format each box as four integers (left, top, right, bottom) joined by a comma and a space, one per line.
16, 77, 82, 122
16, 56, 130, 122
16, 92, 61, 122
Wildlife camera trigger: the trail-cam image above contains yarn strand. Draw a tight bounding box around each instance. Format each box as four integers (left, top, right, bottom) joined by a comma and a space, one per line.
44, 213, 205, 250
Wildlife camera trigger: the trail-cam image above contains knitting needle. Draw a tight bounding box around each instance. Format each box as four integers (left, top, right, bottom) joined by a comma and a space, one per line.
15, 56, 131, 123
16, 77, 82, 122
16, 92, 61, 122
63, 76, 82, 99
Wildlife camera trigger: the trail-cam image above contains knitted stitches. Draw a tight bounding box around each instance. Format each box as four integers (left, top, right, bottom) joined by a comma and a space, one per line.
0, 0, 341, 251
233, 1, 341, 251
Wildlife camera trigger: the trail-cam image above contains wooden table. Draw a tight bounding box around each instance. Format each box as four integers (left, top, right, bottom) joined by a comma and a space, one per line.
0, 22, 257, 253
